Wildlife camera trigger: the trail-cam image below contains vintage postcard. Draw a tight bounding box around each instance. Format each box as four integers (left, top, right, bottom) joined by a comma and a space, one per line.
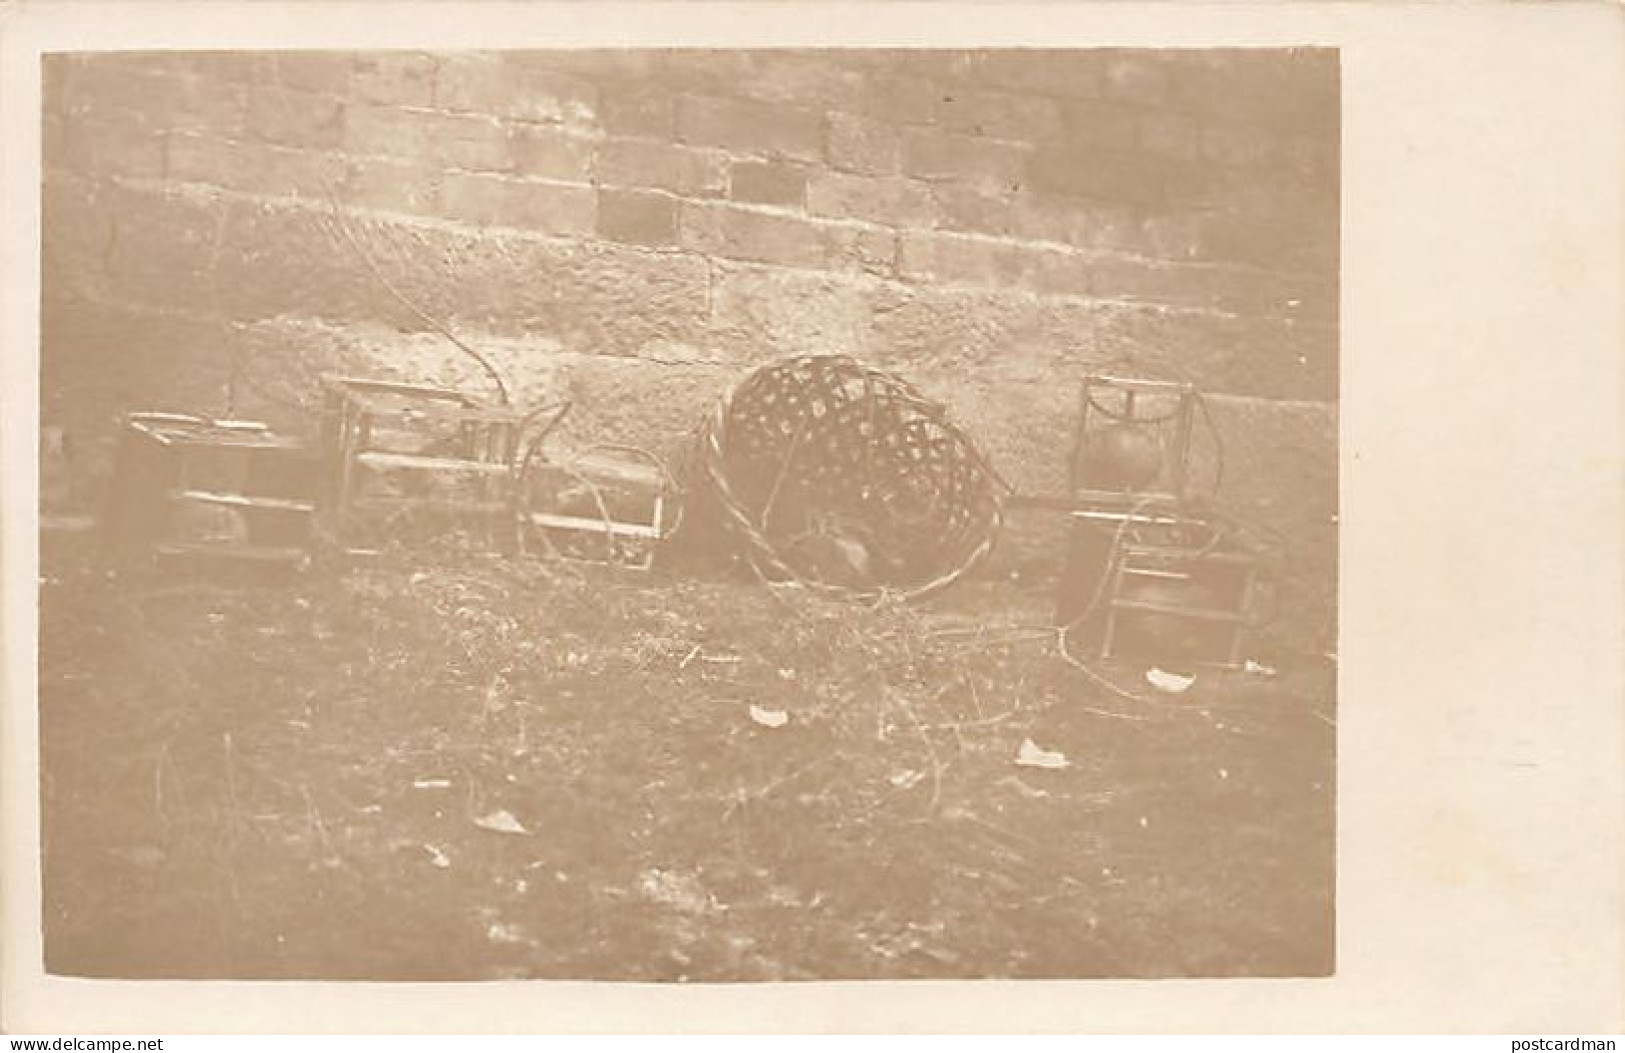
2, 0, 1620, 1036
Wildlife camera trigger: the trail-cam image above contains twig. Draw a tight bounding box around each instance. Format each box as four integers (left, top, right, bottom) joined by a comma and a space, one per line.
912, 706, 1024, 733
1056, 624, 1157, 708
966, 673, 987, 720
267, 54, 512, 407
1077, 704, 1152, 722
320, 204, 512, 406
757, 419, 807, 536
890, 688, 946, 814
722, 754, 832, 823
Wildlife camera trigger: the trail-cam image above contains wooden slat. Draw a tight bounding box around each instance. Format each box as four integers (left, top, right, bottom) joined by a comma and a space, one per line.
1121, 547, 1256, 566
357, 451, 510, 474
172, 490, 314, 513
156, 543, 308, 563
354, 496, 510, 513
1086, 374, 1193, 394
1119, 566, 1193, 580
321, 375, 473, 403
1069, 510, 1192, 528
1109, 598, 1243, 622
528, 512, 662, 539
130, 419, 302, 451
553, 452, 663, 488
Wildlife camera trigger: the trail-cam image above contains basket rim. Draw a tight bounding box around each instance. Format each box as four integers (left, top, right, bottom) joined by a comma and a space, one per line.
685, 354, 1005, 602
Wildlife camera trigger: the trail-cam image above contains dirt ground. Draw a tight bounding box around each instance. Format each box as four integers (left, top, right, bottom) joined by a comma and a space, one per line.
38, 537, 1336, 981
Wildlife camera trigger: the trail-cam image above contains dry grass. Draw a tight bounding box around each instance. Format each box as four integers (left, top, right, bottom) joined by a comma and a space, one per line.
39, 539, 1335, 980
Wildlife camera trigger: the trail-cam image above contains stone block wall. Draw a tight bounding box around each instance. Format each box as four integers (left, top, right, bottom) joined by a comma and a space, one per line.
40, 48, 1339, 645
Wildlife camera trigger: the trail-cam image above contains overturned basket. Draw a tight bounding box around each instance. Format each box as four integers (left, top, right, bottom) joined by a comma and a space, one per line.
681, 354, 1006, 600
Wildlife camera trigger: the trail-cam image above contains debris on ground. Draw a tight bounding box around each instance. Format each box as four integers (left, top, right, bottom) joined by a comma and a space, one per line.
748, 704, 790, 729
1015, 737, 1071, 770
1145, 668, 1196, 694
472, 810, 529, 835
38, 552, 1335, 981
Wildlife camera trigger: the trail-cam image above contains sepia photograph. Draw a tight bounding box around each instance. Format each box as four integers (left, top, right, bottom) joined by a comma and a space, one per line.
33, 46, 1342, 983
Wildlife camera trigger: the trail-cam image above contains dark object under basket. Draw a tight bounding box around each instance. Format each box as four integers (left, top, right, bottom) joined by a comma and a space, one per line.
680, 355, 1005, 600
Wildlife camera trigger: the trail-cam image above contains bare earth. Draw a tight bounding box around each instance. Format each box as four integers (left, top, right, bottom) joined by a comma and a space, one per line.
39, 541, 1335, 981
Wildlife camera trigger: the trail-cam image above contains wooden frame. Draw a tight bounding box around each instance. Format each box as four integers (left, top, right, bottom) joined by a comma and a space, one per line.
106, 413, 315, 565
1067, 374, 1198, 507
1094, 522, 1262, 669
522, 447, 670, 570
317, 376, 524, 553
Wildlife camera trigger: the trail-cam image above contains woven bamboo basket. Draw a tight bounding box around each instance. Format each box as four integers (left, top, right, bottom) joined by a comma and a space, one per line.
678, 355, 1005, 601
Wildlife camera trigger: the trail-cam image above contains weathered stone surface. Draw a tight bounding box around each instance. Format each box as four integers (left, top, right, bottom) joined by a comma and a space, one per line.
166, 133, 343, 199
680, 202, 890, 276
897, 230, 1093, 298
41, 48, 1341, 628
342, 155, 443, 215
675, 94, 824, 161
806, 170, 933, 227
901, 128, 1029, 190
935, 86, 1065, 142
596, 188, 679, 247
345, 104, 512, 173
509, 126, 595, 181
351, 52, 436, 109
433, 53, 599, 129
727, 161, 808, 208
247, 86, 346, 150
826, 111, 902, 176
596, 82, 676, 138
596, 138, 728, 197
440, 172, 596, 232
930, 183, 1013, 237
708, 266, 877, 363
40, 296, 236, 457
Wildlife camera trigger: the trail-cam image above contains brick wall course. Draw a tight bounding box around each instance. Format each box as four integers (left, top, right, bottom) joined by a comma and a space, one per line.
440, 171, 596, 233
680, 200, 891, 274
344, 104, 510, 173
596, 137, 727, 197
352, 53, 437, 109
727, 161, 808, 208
597, 83, 675, 138
806, 170, 934, 228
41, 47, 1339, 613
676, 94, 825, 161
930, 183, 1013, 237
825, 111, 901, 176
510, 125, 595, 181
432, 53, 599, 129
901, 128, 1030, 189
247, 85, 345, 150
596, 188, 679, 246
